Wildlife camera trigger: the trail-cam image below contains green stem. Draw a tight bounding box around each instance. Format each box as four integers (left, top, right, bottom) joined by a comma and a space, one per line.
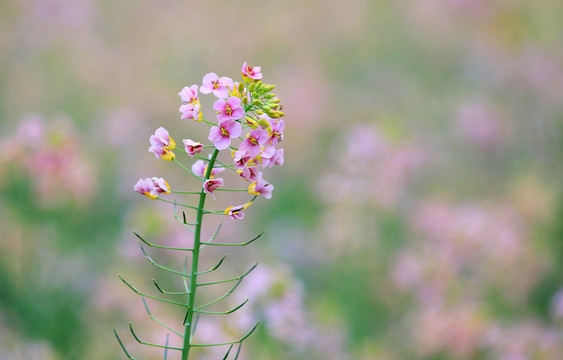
181, 148, 220, 360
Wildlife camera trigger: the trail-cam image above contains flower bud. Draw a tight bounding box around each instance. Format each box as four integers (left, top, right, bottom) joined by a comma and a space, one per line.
263, 84, 275, 92
252, 99, 262, 106
249, 83, 256, 92
238, 82, 245, 93
264, 93, 275, 99
256, 109, 264, 115
255, 81, 263, 90
257, 117, 272, 130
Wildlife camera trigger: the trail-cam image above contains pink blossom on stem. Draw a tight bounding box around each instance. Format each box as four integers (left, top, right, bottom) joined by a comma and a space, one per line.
134, 177, 170, 200
192, 160, 225, 178
267, 119, 284, 144
203, 178, 224, 200
183, 139, 204, 157
241, 62, 263, 82
240, 128, 269, 157
208, 119, 242, 150
238, 166, 262, 182
178, 85, 199, 104
224, 201, 253, 220
248, 176, 274, 199
200, 72, 234, 99
213, 96, 244, 121
134, 177, 155, 199
233, 150, 253, 169
148, 127, 175, 161
259, 146, 284, 168
272, 148, 284, 166
151, 177, 170, 196
179, 103, 201, 121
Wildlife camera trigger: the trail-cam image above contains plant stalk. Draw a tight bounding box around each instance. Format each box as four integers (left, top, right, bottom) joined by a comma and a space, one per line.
181, 148, 220, 360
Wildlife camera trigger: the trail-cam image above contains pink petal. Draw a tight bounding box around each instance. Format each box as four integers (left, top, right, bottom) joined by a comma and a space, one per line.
215, 136, 231, 150
213, 99, 226, 111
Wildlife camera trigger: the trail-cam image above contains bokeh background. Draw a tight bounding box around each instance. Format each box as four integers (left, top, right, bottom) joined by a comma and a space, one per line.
1, 0, 563, 359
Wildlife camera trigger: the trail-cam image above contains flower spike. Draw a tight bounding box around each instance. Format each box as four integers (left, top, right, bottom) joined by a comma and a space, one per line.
123, 64, 285, 359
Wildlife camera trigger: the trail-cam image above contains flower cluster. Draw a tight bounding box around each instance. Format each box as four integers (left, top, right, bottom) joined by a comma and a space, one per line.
134, 62, 285, 220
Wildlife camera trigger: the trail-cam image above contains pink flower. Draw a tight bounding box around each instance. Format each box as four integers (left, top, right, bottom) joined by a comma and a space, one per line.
192, 160, 225, 178
151, 177, 171, 196
267, 120, 284, 145
213, 96, 244, 121
233, 150, 253, 169
241, 62, 263, 83
134, 177, 170, 199
148, 127, 175, 161
259, 146, 276, 167
203, 178, 224, 199
224, 201, 253, 220
183, 139, 204, 156
178, 85, 199, 104
272, 148, 284, 166
134, 177, 154, 199
238, 166, 262, 182
248, 176, 274, 199
240, 128, 269, 157
200, 72, 234, 99
179, 103, 201, 121
208, 119, 242, 150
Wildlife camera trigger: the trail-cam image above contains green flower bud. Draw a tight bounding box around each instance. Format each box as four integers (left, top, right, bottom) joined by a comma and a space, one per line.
242, 97, 248, 104
249, 83, 256, 92
252, 99, 262, 106
264, 93, 275, 99
238, 82, 245, 93
263, 84, 275, 92
256, 110, 264, 115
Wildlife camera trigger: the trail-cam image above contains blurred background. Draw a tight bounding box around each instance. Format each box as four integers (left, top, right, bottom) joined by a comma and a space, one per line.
1, 0, 563, 359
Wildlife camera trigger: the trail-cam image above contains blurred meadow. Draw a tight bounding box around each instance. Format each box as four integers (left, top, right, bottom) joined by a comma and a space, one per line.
1, 0, 563, 359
